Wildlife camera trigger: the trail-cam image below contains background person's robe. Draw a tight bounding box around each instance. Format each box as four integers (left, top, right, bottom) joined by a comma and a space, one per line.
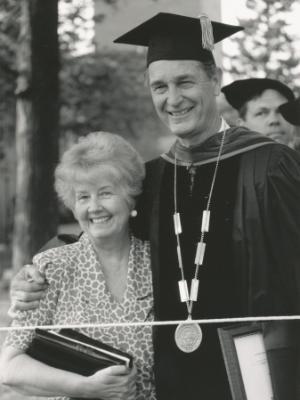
132, 128, 300, 399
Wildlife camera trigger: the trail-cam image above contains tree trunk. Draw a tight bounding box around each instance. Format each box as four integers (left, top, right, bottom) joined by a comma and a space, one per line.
12, 0, 59, 270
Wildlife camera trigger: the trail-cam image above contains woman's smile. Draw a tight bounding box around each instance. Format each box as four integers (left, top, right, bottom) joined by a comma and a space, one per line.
89, 215, 112, 225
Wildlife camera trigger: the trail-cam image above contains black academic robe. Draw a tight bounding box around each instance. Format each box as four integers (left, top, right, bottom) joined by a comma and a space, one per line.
131, 135, 300, 400
133, 142, 300, 317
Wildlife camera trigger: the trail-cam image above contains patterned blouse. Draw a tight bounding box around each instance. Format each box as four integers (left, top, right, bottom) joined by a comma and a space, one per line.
5, 233, 156, 400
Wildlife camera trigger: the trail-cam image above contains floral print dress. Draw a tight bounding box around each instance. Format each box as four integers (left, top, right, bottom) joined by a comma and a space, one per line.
4, 233, 156, 400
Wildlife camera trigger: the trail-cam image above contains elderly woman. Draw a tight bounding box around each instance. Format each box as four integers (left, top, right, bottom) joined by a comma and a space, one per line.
0, 132, 155, 400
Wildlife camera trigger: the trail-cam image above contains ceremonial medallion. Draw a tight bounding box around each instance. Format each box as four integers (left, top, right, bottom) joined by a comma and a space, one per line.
172, 130, 226, 354
175, 322, 202, 353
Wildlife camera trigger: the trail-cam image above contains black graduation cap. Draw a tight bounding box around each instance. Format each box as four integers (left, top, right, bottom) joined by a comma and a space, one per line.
221, 78, 295, 110
279, 97, 300, 126
114, 12, 243, 66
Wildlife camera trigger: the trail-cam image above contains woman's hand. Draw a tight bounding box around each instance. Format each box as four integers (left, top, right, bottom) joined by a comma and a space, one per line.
1, 346, 137, 399
9, 264, 48, 316
81, 365, 137, 400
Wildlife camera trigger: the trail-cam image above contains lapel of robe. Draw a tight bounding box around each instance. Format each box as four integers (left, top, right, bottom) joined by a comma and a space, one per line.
147, 158, 166, 320
132, 157, 166, 320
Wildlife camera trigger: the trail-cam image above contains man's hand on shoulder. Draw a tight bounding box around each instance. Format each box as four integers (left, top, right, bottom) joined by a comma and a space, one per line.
8, 264, 48, 316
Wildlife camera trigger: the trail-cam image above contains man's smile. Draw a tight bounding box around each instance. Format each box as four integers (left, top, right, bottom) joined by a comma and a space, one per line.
168, 107, 193, 117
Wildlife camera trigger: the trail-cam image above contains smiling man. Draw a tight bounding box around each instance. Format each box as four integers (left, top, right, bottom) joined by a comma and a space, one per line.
114, 13, 300, 400
148, 59, 221, 147
222, 78, 296, 148
9, 12, 300, 400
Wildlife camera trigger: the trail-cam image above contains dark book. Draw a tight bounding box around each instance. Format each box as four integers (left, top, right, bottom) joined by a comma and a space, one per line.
26, 328, 133, 377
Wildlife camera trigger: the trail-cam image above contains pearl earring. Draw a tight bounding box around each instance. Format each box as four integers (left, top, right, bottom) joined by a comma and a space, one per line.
131, 210, 137, 217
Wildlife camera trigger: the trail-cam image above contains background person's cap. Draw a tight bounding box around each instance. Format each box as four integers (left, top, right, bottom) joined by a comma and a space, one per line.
114, 12, 243, 66
279, 97, 300, 126
221, 78, 295, 110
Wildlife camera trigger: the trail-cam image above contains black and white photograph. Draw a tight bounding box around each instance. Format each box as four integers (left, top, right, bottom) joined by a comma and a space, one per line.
0, 0, 299, 399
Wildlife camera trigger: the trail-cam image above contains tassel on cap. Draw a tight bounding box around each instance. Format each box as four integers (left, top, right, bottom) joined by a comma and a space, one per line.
199, 14, 214, 51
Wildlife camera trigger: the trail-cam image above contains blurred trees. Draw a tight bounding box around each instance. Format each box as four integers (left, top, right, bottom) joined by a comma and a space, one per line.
12, 0, 60, 270
0, 0, 18, 101
60, 50, 165, 159
0, 0, 121, 270
0, 0, 18, 145
224, 0, 300, 91
1, 0, 164, 272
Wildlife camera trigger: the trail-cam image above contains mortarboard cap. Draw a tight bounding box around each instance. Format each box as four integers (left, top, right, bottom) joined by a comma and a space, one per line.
221, 78, 295, 110
114, 12, 243, 66
278, 97, 300, 126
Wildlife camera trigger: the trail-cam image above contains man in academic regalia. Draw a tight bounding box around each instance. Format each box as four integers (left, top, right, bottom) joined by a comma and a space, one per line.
9, 13, 300, 400
221, 78, 297, 148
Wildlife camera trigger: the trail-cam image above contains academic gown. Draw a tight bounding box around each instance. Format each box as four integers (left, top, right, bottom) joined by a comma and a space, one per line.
147, 155, 241, 399
131, 127, 300, 400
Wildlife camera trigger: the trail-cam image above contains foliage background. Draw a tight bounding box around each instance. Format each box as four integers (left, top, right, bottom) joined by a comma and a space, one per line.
223, 0, 300, 93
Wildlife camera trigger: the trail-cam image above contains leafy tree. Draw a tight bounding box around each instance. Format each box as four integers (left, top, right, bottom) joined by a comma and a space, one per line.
1, 0, 164, 270
58, 0, 118, 55
60, 49, 166, 158
1, 0, 118, 270
0, 0, 18, 130
0, 0, 117, 110
11, 0, 60, 270
223, 0, 300, 92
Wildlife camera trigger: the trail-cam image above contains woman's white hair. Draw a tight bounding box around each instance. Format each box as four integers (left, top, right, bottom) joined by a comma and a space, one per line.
55, 131, 145, 209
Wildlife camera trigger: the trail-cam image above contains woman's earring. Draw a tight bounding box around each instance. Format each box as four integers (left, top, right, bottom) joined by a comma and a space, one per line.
130, 210, 137, 218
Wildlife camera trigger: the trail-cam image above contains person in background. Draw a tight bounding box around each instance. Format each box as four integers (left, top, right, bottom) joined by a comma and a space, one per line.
221, 78, 296, 148
1, 132, 156, 400
9, 13, 300, 400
